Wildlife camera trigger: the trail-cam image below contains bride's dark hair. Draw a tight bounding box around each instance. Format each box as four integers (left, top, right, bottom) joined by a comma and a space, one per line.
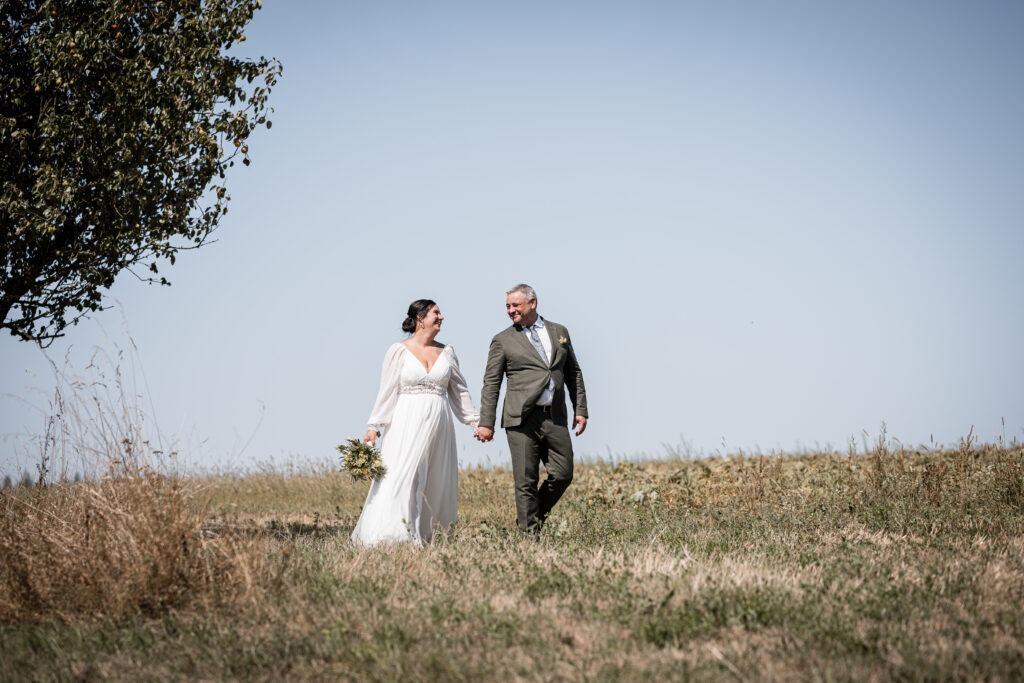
402, 299, 437, 334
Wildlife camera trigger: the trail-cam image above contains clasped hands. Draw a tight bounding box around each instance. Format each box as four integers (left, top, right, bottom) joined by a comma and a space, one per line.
474, 416, 587, 443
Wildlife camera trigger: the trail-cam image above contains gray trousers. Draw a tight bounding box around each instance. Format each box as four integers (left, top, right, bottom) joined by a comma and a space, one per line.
506, 406, 574, 532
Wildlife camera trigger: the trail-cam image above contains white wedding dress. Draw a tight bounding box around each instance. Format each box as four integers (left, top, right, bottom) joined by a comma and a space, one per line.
351, 343, 479, 546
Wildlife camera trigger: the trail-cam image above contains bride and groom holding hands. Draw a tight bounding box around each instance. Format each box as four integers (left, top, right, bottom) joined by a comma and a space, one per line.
350, 284, 589, 546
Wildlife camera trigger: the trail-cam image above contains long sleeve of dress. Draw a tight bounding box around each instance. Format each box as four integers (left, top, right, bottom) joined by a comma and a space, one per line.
445, 347, 480, 428
366, 343, 405, 429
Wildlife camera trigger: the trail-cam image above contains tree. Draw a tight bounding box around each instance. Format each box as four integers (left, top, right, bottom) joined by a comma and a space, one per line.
1, 0, 281, 345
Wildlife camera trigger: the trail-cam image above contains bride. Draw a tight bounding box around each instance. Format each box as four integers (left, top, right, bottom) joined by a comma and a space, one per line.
351, 299, 480, 546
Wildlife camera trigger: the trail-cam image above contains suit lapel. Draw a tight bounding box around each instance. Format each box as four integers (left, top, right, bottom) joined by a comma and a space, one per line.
543, 322, 565, 367
509, 325, 548, 366
541, 324, 558, 367
506, 325, 534, 358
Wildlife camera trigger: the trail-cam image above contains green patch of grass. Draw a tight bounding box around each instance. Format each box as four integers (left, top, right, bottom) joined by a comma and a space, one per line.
637, 584, 793, 645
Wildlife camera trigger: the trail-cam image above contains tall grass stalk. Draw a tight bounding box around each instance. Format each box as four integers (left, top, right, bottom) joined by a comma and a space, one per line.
1, 345, 261, 624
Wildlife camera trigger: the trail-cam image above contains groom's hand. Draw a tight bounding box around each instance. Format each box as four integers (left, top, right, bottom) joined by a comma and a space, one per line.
573, 416, 588, 436
475, 426, 494, 443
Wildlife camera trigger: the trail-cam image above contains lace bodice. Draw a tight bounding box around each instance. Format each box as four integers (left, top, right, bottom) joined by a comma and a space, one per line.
367, 343, 479, 429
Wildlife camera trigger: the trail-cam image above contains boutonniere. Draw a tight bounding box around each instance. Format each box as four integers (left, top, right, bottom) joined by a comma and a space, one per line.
558, 336, 568, 345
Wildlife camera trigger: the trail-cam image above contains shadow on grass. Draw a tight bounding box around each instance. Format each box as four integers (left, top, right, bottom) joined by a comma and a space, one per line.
203, 518, 353, 541
264, 519, 349, 539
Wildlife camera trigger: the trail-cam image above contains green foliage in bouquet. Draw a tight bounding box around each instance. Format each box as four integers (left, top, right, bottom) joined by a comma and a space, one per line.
337, 438, 387, 482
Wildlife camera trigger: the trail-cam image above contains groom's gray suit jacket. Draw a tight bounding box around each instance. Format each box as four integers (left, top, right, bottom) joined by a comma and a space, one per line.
479, 319, 588, 429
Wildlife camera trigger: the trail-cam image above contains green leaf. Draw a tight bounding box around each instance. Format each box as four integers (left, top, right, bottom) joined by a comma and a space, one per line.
1, 0, 282, 345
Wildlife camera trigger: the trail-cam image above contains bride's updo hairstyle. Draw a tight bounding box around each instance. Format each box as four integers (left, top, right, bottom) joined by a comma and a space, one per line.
402, 299, 437, 334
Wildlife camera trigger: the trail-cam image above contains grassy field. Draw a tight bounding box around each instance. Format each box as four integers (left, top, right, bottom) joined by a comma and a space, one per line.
2, 439, 1023, 681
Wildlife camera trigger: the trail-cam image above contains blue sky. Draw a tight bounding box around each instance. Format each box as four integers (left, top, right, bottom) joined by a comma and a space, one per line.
3, 0, 1022, 477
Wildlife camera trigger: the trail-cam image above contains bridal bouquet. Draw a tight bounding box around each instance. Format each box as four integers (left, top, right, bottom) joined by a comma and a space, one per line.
337, 438, 387, 482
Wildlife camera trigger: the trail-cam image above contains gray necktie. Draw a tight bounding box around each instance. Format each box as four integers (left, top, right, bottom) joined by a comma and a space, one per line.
527, 325, 548, 364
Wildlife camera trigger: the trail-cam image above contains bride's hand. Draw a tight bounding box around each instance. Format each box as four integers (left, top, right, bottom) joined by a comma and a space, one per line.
363, 428, 379, 446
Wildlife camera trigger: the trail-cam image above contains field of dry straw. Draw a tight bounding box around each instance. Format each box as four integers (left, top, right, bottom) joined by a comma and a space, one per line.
2, 425, 1023, 681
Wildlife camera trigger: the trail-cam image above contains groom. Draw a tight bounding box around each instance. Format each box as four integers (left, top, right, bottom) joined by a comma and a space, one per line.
475, 284, 588, 534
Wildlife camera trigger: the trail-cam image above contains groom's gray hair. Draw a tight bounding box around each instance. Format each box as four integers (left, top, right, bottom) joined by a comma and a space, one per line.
507, 283, 537, 302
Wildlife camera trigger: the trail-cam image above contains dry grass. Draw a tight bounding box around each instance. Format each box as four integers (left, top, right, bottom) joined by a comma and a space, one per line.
2, 442, 1023, 681
0, 469, 262, 623
1, 345, 266, 625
